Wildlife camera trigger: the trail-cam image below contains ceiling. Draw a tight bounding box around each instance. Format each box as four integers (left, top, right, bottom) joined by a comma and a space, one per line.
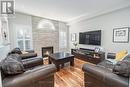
15, 0, 130, 22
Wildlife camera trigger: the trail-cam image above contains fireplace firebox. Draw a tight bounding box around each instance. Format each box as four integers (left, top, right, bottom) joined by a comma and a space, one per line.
42, 46, 53, 58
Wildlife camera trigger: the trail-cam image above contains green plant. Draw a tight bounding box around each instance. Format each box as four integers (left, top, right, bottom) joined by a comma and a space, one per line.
73, 42, 78, 49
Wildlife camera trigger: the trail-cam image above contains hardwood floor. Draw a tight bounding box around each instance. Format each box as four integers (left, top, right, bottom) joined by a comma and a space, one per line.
44, 58, 88, 87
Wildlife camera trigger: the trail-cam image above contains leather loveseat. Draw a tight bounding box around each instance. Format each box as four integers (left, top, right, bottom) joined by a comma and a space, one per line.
82, 63, 129, 87
8, 48, 38, 60
1, 48, 57, 87
2, 64, 56, 87
82, 52, 130, 87
8, 48, 43, 69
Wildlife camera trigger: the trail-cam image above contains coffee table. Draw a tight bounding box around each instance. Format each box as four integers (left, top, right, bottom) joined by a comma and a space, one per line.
48, 52, 74, 71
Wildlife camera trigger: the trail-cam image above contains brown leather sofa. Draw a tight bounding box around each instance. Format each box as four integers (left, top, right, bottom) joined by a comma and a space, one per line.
2, 64, 56, 87
8, 48, 42, 69
82, 64, 129, 87
9, 48, 38, 60
1, 48, 57, 87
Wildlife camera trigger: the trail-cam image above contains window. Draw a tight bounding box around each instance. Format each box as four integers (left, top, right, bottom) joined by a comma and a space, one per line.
15, 25, 32, 51
59, 31, 67, 48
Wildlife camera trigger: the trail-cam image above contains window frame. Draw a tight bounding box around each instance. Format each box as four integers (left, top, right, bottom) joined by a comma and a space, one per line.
15, 24, 33, 51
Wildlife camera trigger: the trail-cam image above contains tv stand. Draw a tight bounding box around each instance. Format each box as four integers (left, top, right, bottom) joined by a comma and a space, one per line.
71, 48, 105, 64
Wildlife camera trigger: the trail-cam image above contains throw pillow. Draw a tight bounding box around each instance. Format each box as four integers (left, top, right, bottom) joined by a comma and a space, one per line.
21, 51, 28, 54
115, 50, 128, 61
9, 48, 22, 54
1, 54, 25, 75
7, 54, 22, 62
113, 60, 130, 77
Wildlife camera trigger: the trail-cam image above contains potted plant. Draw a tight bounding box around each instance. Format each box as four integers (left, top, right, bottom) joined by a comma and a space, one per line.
73, 42, 78, 49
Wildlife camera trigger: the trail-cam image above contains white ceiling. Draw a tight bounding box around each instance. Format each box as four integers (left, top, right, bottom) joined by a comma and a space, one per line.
15, 0, 130, 22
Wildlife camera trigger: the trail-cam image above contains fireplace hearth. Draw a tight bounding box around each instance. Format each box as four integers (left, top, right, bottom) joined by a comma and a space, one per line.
42, 46, 53, 58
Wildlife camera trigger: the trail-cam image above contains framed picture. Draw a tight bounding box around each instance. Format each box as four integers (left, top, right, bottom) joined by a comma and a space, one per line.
71, 33, 76, 41
0, 17, 9, 45
113, 27, 129, 43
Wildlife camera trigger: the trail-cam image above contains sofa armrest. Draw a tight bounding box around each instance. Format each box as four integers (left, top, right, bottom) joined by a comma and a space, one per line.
82, 64, 128, 87
25, 50, 35, 53
20, 53, 37, 59
107, 53, 116, 59
2, 64, 56, 87
22, 57, 43, 69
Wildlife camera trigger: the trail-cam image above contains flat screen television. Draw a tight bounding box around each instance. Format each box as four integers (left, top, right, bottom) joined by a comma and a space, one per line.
79, 30, 101, 45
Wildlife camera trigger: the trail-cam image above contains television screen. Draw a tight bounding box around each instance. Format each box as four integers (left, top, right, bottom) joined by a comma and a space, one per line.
79, 30, 101, 45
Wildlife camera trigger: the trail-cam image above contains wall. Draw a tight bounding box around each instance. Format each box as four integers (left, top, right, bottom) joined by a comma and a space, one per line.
0, 46, 10, 61
0, 16, 10, 61
0, 45, 10, 87
8, 12, 32, 49
32, 16, 69, 56
9, 13, 69, 56
69, 7, 130, 53
0, 16, 10, 87
32, 16, 60, 56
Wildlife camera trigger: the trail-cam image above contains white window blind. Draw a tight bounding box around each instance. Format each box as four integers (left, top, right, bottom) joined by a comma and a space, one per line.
15, 25, 33, 51
59, 31, 67, 48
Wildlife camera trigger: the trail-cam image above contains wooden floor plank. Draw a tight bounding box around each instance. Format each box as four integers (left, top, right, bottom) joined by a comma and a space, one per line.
44, 58, 87, 87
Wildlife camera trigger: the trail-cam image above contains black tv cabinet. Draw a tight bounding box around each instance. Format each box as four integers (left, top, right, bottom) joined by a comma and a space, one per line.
71, 48, 105, 64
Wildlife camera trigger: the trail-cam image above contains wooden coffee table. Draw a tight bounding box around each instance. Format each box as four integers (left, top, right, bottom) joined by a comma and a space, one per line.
48, 52, 74, 71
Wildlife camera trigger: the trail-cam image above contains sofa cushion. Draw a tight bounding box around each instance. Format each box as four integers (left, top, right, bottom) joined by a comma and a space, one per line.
22, 57, 43, 69
21, 51, 29, 54
113, 60, 130, 77
20, 53, 37, 59
97, 60, 114, 70
1, 54, 25, 75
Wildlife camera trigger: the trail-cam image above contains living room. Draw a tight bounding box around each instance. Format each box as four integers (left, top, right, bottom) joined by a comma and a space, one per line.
0, 0, 130, 87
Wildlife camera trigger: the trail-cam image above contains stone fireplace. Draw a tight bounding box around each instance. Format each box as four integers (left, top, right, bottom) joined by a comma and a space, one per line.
41, 46, 53, 58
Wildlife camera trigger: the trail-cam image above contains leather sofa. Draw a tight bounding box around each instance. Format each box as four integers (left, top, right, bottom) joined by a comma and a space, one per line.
2, 64, 56, 87
8, 48, 42, 69
10, 49, 38, 60
1, 56, 56, 87
82, 63, 129, 87
1, 48, 57, 87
